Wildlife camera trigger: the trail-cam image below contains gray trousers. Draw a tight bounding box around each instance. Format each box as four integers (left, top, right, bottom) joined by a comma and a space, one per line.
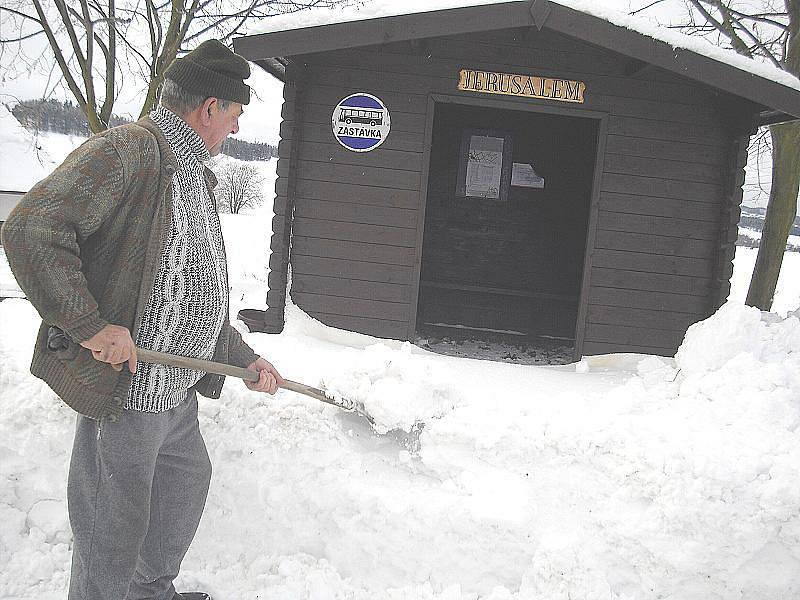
67, 391, 212, 600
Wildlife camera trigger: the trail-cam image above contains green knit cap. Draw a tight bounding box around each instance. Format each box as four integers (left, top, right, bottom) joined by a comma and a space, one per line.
164, 40, 251, 105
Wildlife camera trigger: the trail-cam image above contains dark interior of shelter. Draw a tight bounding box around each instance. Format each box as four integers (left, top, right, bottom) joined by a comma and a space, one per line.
416, 103, 598, 363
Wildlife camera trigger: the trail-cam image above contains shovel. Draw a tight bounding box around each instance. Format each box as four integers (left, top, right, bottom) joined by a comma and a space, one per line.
135, 347, 376, 425
136, 347, 425, 451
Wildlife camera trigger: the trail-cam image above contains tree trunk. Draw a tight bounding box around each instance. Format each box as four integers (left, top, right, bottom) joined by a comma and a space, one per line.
745, 121, 800, 309
745, 0, 799, 310
139, 74, 165, 119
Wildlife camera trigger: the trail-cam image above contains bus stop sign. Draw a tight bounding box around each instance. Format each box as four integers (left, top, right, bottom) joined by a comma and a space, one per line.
331, 93, 391, 152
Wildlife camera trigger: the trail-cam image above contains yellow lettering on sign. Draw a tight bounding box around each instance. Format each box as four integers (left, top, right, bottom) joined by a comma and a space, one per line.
457, 69, 586, 104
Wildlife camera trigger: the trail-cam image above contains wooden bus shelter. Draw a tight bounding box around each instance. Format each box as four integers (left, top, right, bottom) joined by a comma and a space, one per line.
234, 0, 800, 358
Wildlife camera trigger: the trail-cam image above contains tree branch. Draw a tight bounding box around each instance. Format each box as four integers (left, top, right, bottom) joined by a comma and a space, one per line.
784, 0, 799, 75
727, 8, 788, 30
79, 0, 98, 119
0, 6, 41, 22
629, 0, 669, 16
30, 0, 88, 112
0, 30, 46, 43
52, 0, 91, 75
100, 0, 116, 124
714, 0, 784, 67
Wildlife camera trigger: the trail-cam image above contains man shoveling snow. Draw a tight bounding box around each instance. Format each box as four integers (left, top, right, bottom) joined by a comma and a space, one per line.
1, 40, 282, 600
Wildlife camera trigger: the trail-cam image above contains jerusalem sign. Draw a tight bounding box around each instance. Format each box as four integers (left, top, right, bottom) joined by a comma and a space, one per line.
457, 69, 586, 104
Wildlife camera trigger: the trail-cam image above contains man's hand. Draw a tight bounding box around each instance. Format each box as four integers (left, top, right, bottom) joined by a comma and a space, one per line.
80, 324, 138, 373
245, 357, 283, 394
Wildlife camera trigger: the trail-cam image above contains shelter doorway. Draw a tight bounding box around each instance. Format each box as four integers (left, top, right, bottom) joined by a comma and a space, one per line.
415, 102, 598, 361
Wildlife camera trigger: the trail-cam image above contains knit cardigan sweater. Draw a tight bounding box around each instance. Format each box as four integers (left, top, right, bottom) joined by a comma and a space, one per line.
0, 116, 258, 420
127, 107, 228, 412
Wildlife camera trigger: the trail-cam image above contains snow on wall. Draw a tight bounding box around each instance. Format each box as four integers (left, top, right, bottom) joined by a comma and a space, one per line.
248, 0, 800, 92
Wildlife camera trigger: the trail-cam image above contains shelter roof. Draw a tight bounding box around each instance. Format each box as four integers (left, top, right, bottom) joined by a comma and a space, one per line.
233, 0, 800, 122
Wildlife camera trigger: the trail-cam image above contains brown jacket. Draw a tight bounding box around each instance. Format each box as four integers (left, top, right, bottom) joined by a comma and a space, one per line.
0, 117, 257, 420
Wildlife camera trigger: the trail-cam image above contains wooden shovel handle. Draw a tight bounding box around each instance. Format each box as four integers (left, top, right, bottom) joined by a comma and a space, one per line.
136, 347, 259, 382
135, 347, 344, 408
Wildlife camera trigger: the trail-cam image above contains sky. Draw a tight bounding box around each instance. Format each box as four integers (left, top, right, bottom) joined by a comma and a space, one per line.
0, 2, 289, 144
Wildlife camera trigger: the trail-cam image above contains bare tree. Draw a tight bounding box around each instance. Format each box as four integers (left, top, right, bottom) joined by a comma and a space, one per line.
632, 0, 799, 311
0, 0, 358, 133
214, 160, 265, 214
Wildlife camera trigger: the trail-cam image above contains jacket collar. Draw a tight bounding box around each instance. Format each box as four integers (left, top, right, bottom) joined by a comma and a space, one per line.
136, 116, 179, 177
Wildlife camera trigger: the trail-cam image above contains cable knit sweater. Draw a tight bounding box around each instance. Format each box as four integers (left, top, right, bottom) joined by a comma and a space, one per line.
127, 107, 228, 412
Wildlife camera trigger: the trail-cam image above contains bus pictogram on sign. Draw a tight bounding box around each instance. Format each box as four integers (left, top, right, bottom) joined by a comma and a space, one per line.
331, 93, 391, 152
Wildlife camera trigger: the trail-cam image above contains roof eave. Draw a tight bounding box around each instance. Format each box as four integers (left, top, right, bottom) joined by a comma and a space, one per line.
543, 3, 800, 120
253, 57, 287, 82
757, 110, 800, 126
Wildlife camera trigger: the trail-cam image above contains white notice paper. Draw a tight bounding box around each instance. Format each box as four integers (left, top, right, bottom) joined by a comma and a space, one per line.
511, 163, 545, 188
466, 135, 504, 198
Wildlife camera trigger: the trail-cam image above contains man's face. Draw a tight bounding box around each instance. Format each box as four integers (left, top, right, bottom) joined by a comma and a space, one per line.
206, 101, 244, 156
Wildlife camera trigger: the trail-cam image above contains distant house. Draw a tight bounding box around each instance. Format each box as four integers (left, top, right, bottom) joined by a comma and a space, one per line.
234, 0, 800, 358
0, 190, 26, 298
0, 191, 25, 227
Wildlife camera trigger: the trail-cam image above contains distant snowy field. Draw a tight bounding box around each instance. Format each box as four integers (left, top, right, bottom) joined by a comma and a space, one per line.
3, 116, 800, 600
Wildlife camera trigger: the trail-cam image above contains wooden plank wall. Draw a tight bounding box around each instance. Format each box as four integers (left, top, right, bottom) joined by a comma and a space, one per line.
264, 75, 300, 332
268, 26, 751, 354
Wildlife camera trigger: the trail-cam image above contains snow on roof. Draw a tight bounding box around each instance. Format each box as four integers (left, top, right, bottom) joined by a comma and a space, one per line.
248, 0, 800, 92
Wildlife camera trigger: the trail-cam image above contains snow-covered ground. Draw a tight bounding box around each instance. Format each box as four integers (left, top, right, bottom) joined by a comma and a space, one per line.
0, 246, 24, 299
5, 195, 800, 599
4, 221, 800, 599
220, 203, 275, 320
731, 247, 800, 316
738, 225, 800, 251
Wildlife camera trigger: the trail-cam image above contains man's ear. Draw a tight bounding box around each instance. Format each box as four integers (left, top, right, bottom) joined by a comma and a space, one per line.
200, 97, 217, 125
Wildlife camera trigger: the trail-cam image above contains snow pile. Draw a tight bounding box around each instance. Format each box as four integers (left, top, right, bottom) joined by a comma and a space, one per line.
3, 289, 800, 598
314, 341, 458, 433
249, 0, 800, 92
0, 299, 73, 598
677, 302, 800, 372
280, 297, 462, 433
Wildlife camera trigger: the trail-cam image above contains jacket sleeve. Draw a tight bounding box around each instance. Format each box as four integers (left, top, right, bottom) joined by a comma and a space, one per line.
224, 322, 259, 368
0, 137, 125, 342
